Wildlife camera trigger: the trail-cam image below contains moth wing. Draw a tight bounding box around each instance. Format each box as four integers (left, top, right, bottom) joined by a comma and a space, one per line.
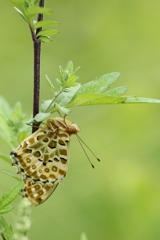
23, 178, 61, 206
11, 128, 71, 206
11, 128, 70, 183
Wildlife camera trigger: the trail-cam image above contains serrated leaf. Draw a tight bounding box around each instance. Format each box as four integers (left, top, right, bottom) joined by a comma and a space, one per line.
74, 72, 120, 96
36, 29, 59, 37
0, 169, 21, 181
68, 93, 160, 107
0, 206, 13, 214
0, 182, 23, 210
34, 112, 51, 122
34, 20, 59, 29
67, 93, 124, 107
0, 217, 13, 240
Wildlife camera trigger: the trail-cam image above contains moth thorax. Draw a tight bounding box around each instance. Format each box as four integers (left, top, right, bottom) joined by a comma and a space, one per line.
48, 118, 80, 135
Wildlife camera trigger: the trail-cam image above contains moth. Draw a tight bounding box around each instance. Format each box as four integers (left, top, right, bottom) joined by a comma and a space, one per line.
10, 117, 80, 206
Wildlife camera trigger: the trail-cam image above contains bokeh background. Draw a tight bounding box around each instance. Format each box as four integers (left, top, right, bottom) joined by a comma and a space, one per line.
1, 0, 160, 240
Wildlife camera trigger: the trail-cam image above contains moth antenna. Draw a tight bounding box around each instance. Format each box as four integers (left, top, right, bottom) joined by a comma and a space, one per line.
58, 111, 67, 120
76, 135, 100, 162
58, 111, 62, 117
76, 135, 95, 168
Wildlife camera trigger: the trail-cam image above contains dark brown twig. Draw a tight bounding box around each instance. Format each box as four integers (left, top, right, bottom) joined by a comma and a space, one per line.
32, 0, 45, 133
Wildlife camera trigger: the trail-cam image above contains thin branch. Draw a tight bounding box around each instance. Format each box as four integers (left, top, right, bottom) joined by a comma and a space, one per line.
45, 89, 63, 113
32, 0, 45, 133
0, 234, 6, 240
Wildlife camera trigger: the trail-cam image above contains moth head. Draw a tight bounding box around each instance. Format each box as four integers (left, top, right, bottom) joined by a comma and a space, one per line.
48, 117, 80, 135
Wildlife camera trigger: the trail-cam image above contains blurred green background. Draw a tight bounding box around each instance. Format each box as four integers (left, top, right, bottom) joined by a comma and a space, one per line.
1, 0, 160, 240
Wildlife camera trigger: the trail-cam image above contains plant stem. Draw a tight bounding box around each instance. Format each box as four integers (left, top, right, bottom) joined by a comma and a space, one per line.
32, 0, 45, 133
45, 89, 63, 113
0, 234, 6, 240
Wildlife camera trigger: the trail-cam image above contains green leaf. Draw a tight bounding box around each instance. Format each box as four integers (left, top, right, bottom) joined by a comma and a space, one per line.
45, 74, 55, 90
27, 6, 52, 19
68, 93, 160, 107
67, 93, 124, 107
0, 217, 13, 240
65, 75, 77, 87
59, 65, 64, 80
54, 103, 70, 115
105, 86, 128, 96
41, 100, 54, 113
73, 72, 120, 96
123, 96, 160, 104
36, 29, 59, 37
0, 182, 23, 210
0, 169, 21, 181
34, 20, 59, 29
56, 84, 81, 107
65, 61, 74, 76
38, 36, 52, 43
14, 7, 27, 22
0, 206, 13, 214
34, 112, 51, 122
56, 78, 63, 87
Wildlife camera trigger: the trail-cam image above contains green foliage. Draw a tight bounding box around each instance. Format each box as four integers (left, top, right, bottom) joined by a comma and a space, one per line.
0, 97, 29, 239
0, 183, 24, 240
9, 0, 59, 42
0, 96, 30, 165
0, 217, 13, 240
30, 61, 160, 123
0, 182, 23, 215
3, 1, 160, 240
